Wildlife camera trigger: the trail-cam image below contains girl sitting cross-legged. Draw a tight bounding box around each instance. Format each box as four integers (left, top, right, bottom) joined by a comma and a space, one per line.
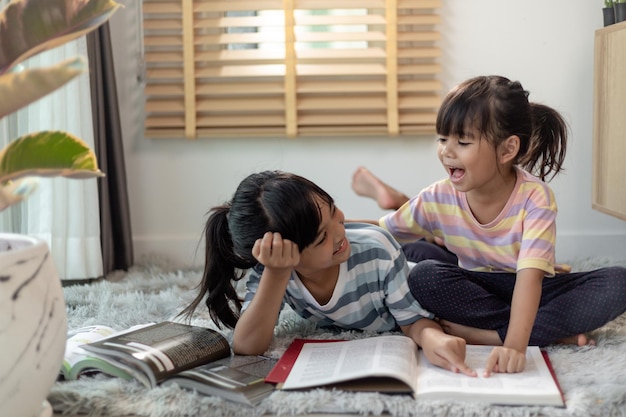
351, 75, 626, 376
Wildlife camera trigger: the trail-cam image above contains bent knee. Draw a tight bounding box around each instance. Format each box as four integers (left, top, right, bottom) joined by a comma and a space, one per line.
407, 260, 448, 293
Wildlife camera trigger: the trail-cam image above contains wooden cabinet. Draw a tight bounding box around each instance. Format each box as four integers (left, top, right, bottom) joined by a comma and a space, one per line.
593, 21, 626, 221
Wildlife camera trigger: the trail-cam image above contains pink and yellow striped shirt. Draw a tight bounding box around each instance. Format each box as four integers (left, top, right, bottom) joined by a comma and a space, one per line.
379, 167, 570, 276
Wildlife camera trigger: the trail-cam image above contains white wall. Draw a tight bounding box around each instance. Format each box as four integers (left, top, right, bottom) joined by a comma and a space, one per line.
109, 0, 626, 268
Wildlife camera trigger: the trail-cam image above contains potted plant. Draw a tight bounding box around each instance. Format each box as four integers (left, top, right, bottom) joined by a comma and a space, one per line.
615, 0, 626, 23
0, 1, 120, 417
604, 0, 616, 26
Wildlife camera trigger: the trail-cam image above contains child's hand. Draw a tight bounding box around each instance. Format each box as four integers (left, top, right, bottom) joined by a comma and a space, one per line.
425, 332, 476, 377
410, 323, 476, 377
252, 232, 300, 270
483, 346, 526, 376
424, 235, 445, 247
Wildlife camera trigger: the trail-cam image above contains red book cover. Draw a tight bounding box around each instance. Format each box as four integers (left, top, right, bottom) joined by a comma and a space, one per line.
541, 350, 566, 406
264, 339, 343, 385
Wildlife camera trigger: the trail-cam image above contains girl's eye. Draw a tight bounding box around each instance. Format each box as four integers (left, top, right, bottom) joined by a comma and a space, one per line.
458, 141, 470, 146
437, 137, 447, 144
315, 232, 327, 247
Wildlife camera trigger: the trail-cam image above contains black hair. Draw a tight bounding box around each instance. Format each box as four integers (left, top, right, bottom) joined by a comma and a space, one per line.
435, 75, 568, 181
178, 170, 334, 328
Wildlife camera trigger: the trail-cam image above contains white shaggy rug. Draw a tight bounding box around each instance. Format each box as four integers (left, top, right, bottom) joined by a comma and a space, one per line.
49, 256, 626, 417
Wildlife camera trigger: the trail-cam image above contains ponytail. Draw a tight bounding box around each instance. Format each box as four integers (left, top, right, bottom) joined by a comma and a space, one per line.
517, 103, 568, 182
178, 204, 254, 328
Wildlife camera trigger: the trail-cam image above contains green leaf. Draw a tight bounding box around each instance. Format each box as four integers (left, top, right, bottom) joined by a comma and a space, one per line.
0, 131, 105, 185
0, 57, 85, 119
0, 0, 122, 74
0, 0, 119, 211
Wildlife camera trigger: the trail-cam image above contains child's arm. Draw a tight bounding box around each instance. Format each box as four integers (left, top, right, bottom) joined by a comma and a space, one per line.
401, 319, 476, 377
232, 232, 299, 355
484, 268, 543, 376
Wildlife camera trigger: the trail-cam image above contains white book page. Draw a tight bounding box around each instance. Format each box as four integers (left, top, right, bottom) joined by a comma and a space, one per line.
64, 323, 154, 369
64, 325, 116, 368
282, 335, 419, 390
416, 345, 563, 405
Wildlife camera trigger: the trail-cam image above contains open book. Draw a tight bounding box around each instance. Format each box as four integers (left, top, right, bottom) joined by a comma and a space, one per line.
63, 321, 275, 406
266, 335, 565, 407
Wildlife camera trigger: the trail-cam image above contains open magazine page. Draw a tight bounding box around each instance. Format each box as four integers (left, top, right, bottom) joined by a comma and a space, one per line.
62, 325, 117, 379
163, 356, 276, 406
415, 345, 564, 406
62, 324, 156, 380
281, 335, 418, 390
82, 322, 231, 388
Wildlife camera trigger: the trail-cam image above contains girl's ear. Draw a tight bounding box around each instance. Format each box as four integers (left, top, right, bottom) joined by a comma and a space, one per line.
499, 135, 520, 164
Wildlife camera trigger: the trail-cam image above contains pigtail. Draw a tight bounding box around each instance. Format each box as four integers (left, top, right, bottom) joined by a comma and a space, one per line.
518, 103, 568, 182
178, 204, 251, 329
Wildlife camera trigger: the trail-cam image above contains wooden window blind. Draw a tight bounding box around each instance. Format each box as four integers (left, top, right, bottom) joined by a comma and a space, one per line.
142, 0, 442, 139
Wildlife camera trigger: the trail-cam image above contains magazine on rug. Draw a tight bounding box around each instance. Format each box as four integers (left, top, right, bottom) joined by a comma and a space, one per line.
61, 322, 154, 381
266, 335, 565, 407
160, 355, 278, 406
61, 321, 275, 406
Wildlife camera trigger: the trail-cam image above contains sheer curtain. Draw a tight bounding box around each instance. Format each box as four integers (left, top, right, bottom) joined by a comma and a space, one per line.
0, 38, 103, 281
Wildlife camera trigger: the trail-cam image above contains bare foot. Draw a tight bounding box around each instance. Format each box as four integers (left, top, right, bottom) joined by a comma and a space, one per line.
351, 167, 409, 210
439, 319, 503, 345
557, 333, 596, 346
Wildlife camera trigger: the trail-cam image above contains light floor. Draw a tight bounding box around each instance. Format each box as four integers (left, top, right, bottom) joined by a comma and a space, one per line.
53, 415, 355, 417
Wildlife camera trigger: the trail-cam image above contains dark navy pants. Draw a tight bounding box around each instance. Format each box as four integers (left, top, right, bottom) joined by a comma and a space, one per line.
402, 241, 626, 346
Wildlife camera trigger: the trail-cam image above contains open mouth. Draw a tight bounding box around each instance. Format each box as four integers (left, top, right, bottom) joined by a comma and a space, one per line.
449, 167, 465, 181
333, 237, 347, 255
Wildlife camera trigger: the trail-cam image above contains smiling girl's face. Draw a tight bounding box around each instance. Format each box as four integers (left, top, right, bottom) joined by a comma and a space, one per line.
437, 130, 503, 194
296, 200, 350, 272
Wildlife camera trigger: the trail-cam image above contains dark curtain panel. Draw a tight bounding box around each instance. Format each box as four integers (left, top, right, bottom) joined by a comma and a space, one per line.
87, 23, 134, 273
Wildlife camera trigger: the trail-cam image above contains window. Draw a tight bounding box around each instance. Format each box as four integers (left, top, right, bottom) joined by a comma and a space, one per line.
141, 0, 441, 139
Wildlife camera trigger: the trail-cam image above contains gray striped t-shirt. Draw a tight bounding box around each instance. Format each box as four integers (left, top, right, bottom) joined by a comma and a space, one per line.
241, 223, 433, 332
